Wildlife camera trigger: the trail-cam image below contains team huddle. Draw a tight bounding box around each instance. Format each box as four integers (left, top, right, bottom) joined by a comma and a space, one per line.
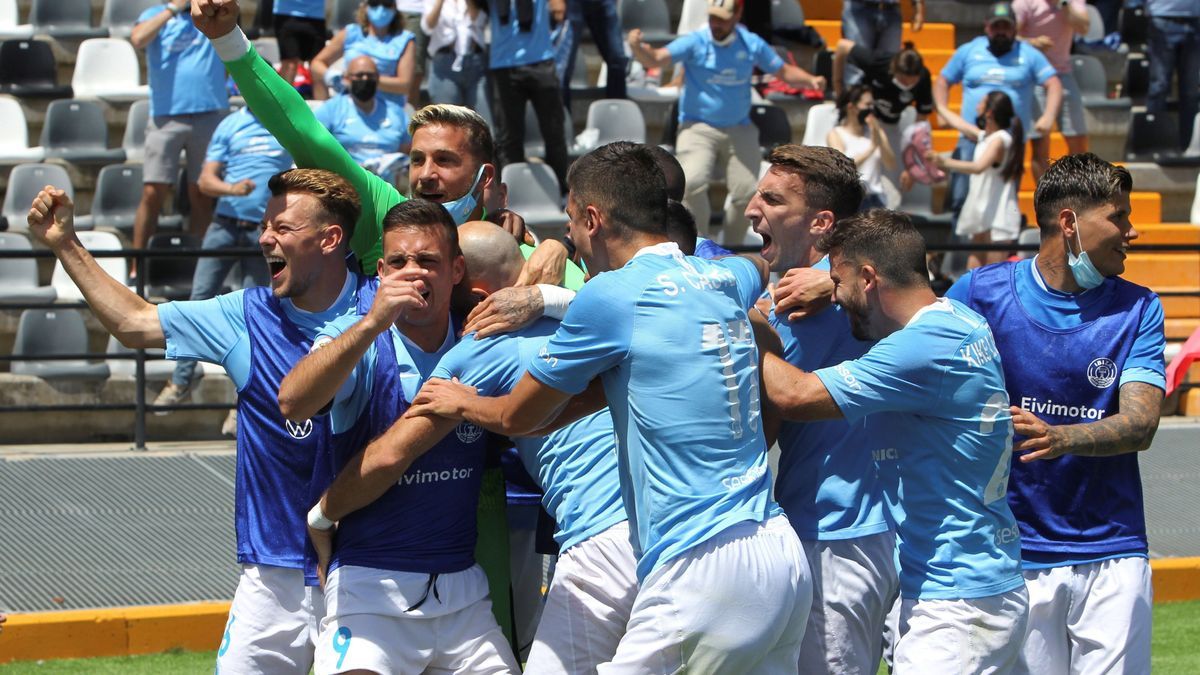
24, 0, 1166, 673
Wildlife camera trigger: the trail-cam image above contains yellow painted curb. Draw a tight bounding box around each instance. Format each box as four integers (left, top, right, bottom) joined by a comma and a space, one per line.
1152, 557, 1200, 603
0, 602, 229, 664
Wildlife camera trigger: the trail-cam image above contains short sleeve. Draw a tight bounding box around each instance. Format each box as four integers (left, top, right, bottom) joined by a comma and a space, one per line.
749, 33, 785, 73
716, 255, 766, 310
313, 314, 376, 427
1030, 48, 1057, 84
527, 276, 634, 395
665, 32, 699, 65
944, 270, 975, 303
136, 5, 164, 24
205, 117, 234, 164
314, 99, 337, 131
1120, 294, 1167, 390
814, 328, 946, 420
941, 44, 968, 84
431, 337, 514, 397
158, 291, 247, 365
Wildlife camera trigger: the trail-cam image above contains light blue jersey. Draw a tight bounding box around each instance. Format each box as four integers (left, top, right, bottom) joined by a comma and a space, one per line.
814, 298, 1024, 600
206, 108, 295, 223
137, 6, 228, 117
488, 0, 555, 70
666, 25, 784, 128
315, 94, 410, 185
343, 24, 414, 107
432, 318, 626, 551
529, 243, 778, 580
316, 312, 456, 433
771, 257, 890, 541
274, 0, 325, 19
940, 36, 1057, 134
158, 271, 358, 388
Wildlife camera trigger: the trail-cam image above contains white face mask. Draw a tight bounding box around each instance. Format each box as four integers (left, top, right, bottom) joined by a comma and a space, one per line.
712, 28, 736, 46
892, 77, 916, 92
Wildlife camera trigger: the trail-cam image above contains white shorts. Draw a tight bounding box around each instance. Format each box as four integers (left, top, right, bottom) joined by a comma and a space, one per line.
894, 587, 1029, 675
598, 515, 812, 674
525, 521, 639, 675
314, 563, 519, 674
799, 530, 899, 675
1016, 556, 1151, 675
216, 564, 325, 675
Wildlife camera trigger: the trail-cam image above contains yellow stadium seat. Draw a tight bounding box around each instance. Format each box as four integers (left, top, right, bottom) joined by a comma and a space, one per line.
806, 21, 956, 51
1135, 224, 1200, 245
1018, 191, 1162, 226
1160, 295, 1200, 318
1123, 253, 1199, 288
1179, 388, 1200, 416
933, 130, 1071, 158
1166, 318, 1200, 340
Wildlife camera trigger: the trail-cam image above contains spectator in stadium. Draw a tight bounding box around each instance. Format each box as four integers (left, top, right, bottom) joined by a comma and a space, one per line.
154, 107, 296, 420
272, 0, 327, 91
934, 2, 1060, 228
316, 56, 412, 187
409, 141, 811, 671
130, 0, 229, 279
828, 84, 896, 210
1146, 0, 1200, 149
627, 0, 824, 245
930, 90, 1024, 269
758, 208, 1028, 674
421, 0, 490, 116
27, 168, 374, 674
275, 201, 520, 673
840, 0, 924, 84
488, 0, 572, 192
311, 0, 417, 107
745, 145, 898, 675
398, 0, 433, 103
559, 0, 627, 107
946, 153, 1165, 675
646, 143, 732, 259
1014, 0, 1090, 179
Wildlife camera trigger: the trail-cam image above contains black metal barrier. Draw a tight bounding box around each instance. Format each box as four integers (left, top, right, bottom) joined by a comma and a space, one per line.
1, 242, 1198, 449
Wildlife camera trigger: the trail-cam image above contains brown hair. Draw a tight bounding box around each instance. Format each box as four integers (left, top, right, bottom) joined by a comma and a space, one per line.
767, 144, 865, 220
890, 41, 925, 78
268, 169, 360, 244
381, 198, 461, 257
1034, 153, 1133, 235
355, 1, 403, 35
817, 208, 929, 288
408, 104, 496, 166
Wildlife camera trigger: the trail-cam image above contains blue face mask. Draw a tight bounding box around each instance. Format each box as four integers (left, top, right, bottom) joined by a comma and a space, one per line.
442, 166, 486, 225
367, 5, 397, 27
1066, 210, 1106, 290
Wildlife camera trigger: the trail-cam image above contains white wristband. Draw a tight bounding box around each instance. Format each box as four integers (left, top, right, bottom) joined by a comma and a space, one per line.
306, 503, 335, 531
537, 284, 576, 320
212, 25, 253, 63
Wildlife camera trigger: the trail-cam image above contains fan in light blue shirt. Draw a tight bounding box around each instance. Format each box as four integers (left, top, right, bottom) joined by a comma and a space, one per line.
489, 0, 556, 70
939, 35, 1057, 135
137, 5, 228, 117
664, 25, 783, 128
274, 0, 325, 18
206, 108, 296, 224
316, 92, 411, 186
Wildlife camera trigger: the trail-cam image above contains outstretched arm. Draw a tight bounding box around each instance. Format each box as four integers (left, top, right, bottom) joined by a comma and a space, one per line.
27, 188, 164, 348
1011, 382, 1163, 461
407, 371, 573, 437
760, 351, 844, 421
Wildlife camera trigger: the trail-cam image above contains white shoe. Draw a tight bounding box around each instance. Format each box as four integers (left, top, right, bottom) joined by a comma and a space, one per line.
153, 381, 193, 416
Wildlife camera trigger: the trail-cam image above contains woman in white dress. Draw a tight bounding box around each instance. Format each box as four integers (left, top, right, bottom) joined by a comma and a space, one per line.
827, 83, 897, 210
929, 90, 1025, 269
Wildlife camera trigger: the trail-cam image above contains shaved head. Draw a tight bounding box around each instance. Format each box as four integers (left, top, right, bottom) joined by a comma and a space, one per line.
346, 55, 378, 77
458, 221, 524, 294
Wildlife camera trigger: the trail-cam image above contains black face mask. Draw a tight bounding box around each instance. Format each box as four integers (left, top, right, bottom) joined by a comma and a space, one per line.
350, 78, 378, 102
987, 34, 1015, 55
857, 108, 872, 124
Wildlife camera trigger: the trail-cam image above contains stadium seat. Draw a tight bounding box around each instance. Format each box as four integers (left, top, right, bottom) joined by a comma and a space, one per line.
253, 37, 281, 66
51, 230, 128, 301
1, 163, 73, 231
619, 0, 673, 44
568, 52, 604, 102
676, 0, 706, 34
0, 95, 45, 163
771, 0, 805, 25
106, 335, 174, 382
101, 0, 160, 39
1083, 4, 1105, 42
660, 99, 679, 151
0, 0, 32, 39
0, 39, 72, 99
900, 182, 952, 231
75, 164, 143, 231
1017, 227, 1040, 260
501, 162, 565, 239
522, 104, 574, 161
599, 45, 679, 103
11, 308, 111, 381
144, 232, 200, 301
1119, 5, 1148, 51
0, 232, 56, 304
1192, 174, 1200, 224
329, 0, 359, 33
1123, 55, 1149, 103
1124, 111, 1183, 163
29, 0, 107, 40
801, 102, 838, 147
812, 49, 835, 100
40, 99, 127, 164
1071, 55, 1130, 109
750, 104, 792, 156
577, 99, 647, 154
71, 39, 149, 102
122, 99, 150, 163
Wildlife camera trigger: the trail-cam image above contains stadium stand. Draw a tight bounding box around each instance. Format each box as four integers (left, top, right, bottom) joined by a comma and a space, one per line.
2, 162, 72, 230
1123, 54, 1149, 103
0, 0, 32, 39
100, 0, 161, 39
329, 0, 359, 34
1071, 55, 1130, 110
28, 0, 107, 40
120, 98, 150, 163
750, 103, 792, 156
501, 161, 566, 238
12, 308, 110, 381
0, 94, 45, 162
619, 0, 674, 45
0, 231, 56, 304
75, 164, 143, 231
106, 335, 174, 382
40, 99, 127, 164
771, 0, 805, 25
0, 39, 72, 99
143, 232, 200, 301
70, 38, 149, 102
50, 230, 128, 302
523, 103, 575, 162
576, 98, 647, 155
801, 101, 837, 147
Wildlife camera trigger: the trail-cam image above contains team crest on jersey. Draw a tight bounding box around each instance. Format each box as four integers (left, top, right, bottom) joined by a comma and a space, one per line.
456, 422, 484, 444
286, 418, 314, 439
1086, 358, 1117, 389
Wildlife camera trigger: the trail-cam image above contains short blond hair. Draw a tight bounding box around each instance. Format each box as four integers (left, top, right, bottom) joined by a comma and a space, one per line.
408, 104, 495, 164
268, 169, 361, 242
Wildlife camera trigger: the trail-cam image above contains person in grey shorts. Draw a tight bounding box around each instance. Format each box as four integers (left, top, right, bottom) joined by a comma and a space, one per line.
1014, 0, 1091, 179
130, 1, 229, 278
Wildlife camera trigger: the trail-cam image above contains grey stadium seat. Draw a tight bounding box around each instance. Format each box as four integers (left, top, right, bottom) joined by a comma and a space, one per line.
145, 232, 200, 301
501, 162, 566, 239
523, 104, 574, 162
75, 164, 143, 231
101, 0, 161, 39
122, 99, 150, 163
0, 39, 73, 99
619, 0, 674, 44
40, 99, 127, 164
576, 98, 647, 155
106, 335, 174, 382
0, 232, 56, 304
2, 163, 73, 232
12, 308, 111, 381
29, 0, 107, 40
330, 0, 359, 33
1071, 55, 1130, 109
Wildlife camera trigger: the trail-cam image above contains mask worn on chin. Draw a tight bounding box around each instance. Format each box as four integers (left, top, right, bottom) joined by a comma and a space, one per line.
987, 34, 1015, 55
442, 165, 486, 225
892, 77, 916, 92
713, 29, 736, 46
857, 108, 872, 124
976, 114, 988, 130
367, 5, 397, 27
1065, 209, 1106, 289
349, 78, 378, 102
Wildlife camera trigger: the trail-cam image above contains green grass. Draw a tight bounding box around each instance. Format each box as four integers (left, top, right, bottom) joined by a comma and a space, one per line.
3, 601, 1199, 673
